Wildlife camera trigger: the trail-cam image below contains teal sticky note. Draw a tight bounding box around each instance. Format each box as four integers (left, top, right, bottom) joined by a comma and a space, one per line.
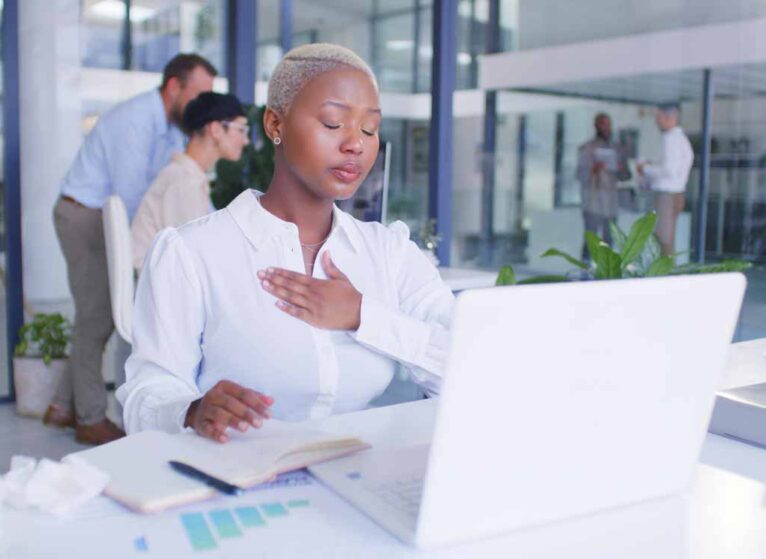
180, 513, 217, 551
235, 506, 266, 527
287, 499, 310, 508
208, 509, 242, 539
261, 502, 289, 517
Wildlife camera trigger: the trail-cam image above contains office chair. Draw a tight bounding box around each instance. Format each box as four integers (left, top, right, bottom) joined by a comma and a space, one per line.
102, 195, 134, 344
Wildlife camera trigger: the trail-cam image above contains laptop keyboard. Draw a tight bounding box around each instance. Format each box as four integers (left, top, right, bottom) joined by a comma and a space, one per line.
363, 475, 425, 520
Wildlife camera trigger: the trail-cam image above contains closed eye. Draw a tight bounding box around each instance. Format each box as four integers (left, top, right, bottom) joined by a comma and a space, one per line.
323, 123, 341, 130
362, 129, 377, 137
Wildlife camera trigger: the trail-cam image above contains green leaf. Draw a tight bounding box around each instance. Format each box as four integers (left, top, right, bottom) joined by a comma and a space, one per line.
620, 212, 657, 269
541, 248, 588, 270
608, 221, 628, 254
638, 234, 662, 273
595, 245, 623, 279
585, 231, 603, 264
646, 255, 674, 277
495, 265, 517, 286
517, 275, 571, 285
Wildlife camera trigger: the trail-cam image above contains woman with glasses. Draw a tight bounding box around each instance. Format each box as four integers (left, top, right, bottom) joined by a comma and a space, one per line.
131, 91, 250, 272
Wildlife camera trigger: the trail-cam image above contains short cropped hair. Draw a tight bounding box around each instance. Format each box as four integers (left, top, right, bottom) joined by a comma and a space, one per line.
657, 102, 681, 117
161, 53, 218, 90
182, 92, 245, 136
267, 43, 378, 115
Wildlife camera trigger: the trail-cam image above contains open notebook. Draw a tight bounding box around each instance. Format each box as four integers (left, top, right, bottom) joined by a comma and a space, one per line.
72, 420, 369, 513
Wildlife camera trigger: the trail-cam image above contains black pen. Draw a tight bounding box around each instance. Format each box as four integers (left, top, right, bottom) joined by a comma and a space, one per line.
168, 460, 244, 496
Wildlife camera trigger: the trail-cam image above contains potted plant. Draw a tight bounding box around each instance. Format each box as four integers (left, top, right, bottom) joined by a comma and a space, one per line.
496, 212, 751, 286
13, 313, 71, 418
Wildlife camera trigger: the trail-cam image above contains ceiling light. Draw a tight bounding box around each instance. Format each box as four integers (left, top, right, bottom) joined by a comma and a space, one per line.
90, 0, 156, 23
387, 40, 415, 51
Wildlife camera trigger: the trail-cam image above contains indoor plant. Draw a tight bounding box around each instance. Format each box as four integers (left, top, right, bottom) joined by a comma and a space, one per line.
496, 212, 751, 286
13, 313, 71, 417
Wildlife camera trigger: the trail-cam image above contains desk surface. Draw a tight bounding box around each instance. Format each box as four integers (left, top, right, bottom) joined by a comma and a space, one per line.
438, 267, 497, 291
4, 339, 766, 558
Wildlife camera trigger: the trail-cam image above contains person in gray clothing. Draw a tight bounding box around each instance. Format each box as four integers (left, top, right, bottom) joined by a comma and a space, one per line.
576, 113, 631, 260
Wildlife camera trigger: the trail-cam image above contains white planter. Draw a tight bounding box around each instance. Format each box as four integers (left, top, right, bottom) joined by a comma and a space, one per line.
12, 357, 67, 418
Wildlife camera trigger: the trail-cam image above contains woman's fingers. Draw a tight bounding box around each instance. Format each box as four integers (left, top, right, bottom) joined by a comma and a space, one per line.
193, 382, 275, 442
225, 385, 273, 422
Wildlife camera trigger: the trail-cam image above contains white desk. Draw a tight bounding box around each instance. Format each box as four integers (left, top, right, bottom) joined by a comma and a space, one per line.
4, 340, 766, 558
438, 267, 497, 292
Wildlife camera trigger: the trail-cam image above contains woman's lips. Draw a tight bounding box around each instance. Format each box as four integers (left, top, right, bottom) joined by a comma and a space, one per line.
330, 164, 361, 183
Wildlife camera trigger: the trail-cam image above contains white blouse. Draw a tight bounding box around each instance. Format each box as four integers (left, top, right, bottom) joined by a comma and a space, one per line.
116, 189, 455, 434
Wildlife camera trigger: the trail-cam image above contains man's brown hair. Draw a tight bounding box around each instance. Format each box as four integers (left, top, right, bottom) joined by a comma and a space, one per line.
160, 53, 218, 90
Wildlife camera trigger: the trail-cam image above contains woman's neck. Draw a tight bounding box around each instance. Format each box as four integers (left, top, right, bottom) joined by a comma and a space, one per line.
260, 166, 334, 245
185, 137, 219, 173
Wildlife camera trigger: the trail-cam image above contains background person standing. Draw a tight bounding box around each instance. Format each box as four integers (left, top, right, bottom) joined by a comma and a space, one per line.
638, 104, 694, 258
576, 113, 631, 259
48, 53, 217, 445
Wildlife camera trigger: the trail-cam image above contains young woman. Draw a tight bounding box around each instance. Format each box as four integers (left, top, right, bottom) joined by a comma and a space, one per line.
131, 92, 249, 271
117, 44, 454, 442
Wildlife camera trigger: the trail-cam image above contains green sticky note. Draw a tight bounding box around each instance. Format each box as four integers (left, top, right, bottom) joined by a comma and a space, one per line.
235, 506, 266, 527
180, 513, 217, 551
208, 509, 242, 539
261, 502, 289, 517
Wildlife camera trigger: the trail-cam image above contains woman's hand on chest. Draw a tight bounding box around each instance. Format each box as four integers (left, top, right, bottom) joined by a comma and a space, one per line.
257, 251, 362, 331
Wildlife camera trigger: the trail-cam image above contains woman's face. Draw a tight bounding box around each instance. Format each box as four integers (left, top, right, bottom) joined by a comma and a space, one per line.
274, 67, 381, 201
216, 116, 250, 161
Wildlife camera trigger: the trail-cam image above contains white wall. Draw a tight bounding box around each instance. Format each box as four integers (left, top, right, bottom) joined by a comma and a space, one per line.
19, 0, 82, 307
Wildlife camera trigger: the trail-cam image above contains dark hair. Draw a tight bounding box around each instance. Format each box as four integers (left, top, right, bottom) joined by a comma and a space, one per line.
161, 53, 218, 90
594, 112, 610, 124
657, 102, 681, 115
181, 92, 246, 136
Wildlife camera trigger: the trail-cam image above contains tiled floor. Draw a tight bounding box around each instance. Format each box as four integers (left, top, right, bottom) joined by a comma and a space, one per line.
0, 395, 124, 470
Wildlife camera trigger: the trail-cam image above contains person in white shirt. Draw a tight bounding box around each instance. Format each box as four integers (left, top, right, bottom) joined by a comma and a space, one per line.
117, 43, 455, 442
131, 92, 250, 272
638, 104, 694, 257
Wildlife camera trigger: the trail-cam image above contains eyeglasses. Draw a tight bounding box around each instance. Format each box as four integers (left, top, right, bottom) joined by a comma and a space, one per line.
221, 120, 250, 137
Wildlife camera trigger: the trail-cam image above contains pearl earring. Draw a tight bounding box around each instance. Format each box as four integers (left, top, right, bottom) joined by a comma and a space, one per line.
273, 137, 282, 145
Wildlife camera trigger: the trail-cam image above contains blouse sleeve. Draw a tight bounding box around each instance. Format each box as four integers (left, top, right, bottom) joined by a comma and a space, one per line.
350, 222, 454, 396
116, 228, 206, 433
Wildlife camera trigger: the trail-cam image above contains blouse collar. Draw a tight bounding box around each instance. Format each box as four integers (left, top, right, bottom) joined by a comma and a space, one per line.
226, 189, 362, 254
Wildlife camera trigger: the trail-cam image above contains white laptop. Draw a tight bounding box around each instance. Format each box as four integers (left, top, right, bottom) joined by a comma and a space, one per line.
310, 273, 746, 549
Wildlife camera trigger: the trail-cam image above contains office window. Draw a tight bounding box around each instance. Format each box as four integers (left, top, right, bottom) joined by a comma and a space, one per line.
510, 0, 766, 52
256, 0, 281, 84
81, 0, 125, 69
132, 1, 225, 73
81, 1, 226, 73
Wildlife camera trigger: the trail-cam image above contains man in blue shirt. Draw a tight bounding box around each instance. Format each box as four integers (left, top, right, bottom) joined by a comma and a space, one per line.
49, 53, 217, 445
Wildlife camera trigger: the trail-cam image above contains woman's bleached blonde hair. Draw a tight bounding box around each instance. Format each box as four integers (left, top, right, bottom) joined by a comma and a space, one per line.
266, 43, 379, 115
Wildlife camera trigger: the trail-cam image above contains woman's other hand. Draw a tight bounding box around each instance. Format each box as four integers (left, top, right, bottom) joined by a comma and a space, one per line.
258, 251, 362, 330
185, 380, 273, 443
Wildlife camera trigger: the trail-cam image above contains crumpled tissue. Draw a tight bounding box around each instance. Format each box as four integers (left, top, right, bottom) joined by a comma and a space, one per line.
0, 455, 109, 516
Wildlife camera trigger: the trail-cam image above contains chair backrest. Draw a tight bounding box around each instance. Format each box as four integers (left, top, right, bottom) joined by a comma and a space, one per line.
102, 195, 134, 344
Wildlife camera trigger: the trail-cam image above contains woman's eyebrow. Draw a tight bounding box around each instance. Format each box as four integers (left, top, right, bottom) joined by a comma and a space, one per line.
320, 100, 382, 115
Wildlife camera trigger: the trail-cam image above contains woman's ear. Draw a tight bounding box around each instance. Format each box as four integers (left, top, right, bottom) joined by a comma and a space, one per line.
207, 121, 225, 141
263, 107, 283, 144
